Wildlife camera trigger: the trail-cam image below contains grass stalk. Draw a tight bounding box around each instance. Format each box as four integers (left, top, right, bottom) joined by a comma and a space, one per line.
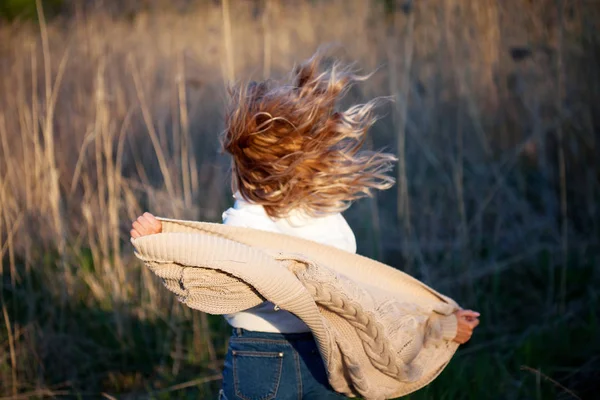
36, 0, 65, 250
29, 42, 42, 211
129, 56, 176, 200
221, 0, 235, 83
177, 52, 193, 209
2, 305, 17, 397
389, 7, 415, 271
556, 0, 569, 313
262, 0, 272, 79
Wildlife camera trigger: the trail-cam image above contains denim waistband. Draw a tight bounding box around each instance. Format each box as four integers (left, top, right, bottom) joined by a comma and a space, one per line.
231, 328, 314, 341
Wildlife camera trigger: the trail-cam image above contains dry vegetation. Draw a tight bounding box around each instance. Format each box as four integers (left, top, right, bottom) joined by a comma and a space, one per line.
0, 0, 599, 398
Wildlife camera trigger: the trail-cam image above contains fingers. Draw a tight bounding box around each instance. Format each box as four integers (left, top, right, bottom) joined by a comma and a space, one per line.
455, 329, 473, 344
454, 331, 470, 344
468, 318, 480, 329
132, 220, 149, 236
453, 312, 480, 344
457, 309, 480, 319
136, 214, 154, 233
143, 212, 162, 232
458, 317, 479, 332
130, 212, 162, 239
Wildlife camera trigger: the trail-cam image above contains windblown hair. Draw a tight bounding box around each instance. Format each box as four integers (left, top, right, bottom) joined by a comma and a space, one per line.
222, 53, 397, 219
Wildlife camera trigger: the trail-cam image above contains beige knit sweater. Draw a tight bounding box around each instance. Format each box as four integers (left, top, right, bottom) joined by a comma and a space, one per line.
131, 217, 460, 400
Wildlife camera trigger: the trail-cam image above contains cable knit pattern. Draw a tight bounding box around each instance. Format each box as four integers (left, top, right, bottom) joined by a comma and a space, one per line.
131, 217, 460, 400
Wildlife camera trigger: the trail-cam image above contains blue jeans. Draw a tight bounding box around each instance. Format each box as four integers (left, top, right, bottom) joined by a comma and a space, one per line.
219, 328, 348, 400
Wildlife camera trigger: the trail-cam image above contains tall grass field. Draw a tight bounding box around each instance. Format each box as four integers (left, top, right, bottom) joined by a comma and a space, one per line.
0, 0, 599, 398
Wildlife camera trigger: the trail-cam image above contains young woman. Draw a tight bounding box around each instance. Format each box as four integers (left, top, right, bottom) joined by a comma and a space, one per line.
130, 54, 480, 399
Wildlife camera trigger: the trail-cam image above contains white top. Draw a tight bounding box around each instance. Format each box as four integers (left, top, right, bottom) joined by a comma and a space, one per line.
222, 193, 357, 333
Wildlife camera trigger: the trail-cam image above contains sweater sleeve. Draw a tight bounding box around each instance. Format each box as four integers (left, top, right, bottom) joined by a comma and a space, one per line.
431, 313, 458, 341
390, 313, 457, 373
375, 298, 458, 363
130, 234, 266, 314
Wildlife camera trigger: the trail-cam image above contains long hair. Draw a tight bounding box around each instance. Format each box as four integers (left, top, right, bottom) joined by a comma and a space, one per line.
221, 53, 397, 219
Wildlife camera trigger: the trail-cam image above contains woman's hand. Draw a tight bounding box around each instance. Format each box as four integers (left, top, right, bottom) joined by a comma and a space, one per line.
453, 309, 480, 344
130, 212, 162, 239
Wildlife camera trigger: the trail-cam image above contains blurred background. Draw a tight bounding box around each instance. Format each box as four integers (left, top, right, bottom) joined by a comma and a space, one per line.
0, 0, 599, 398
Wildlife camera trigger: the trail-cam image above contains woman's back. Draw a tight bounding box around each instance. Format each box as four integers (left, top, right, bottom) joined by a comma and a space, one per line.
221, 192, 356, 333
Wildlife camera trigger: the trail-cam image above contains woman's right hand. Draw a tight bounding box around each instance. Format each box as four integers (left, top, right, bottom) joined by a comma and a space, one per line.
453, 309, 480, 344
130, 212, 162, 239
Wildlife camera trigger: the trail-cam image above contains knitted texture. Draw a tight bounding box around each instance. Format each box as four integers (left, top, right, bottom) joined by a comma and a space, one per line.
131, 217, 460, 400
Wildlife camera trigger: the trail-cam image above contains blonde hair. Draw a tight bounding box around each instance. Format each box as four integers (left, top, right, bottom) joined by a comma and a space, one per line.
221, 53, 397, 219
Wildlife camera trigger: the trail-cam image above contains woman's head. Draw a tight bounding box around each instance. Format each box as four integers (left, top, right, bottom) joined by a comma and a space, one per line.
221, 53, 396, 218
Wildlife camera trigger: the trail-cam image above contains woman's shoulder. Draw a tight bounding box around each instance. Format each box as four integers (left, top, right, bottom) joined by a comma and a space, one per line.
222, 194, 281, 232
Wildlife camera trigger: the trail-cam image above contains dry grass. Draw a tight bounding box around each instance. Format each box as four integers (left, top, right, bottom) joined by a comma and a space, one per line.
0, 0, 599, 398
